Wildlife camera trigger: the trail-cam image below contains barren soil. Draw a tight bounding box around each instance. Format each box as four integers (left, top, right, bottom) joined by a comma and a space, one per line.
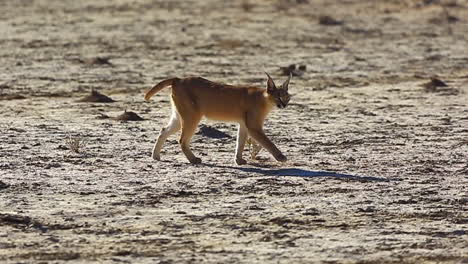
0, 0, 467, 263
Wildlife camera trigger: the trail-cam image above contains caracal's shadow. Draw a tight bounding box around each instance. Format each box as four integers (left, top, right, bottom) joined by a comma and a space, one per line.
207, 163, 388, 182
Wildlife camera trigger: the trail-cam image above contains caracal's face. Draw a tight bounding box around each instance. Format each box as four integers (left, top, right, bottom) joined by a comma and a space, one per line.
265, 72, 291, 109
270, 87, 291, 109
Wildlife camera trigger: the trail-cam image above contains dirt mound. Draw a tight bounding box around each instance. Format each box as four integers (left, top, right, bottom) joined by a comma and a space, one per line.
77, 57, 113, 66
114, 110, 144, 121
78, 90, 115, 103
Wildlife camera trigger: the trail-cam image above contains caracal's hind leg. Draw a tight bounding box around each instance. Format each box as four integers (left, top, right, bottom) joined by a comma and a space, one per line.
235, 123, 248, 165
171, 84, 202, 164
152, 110, 181, 160
179, 113, 202, 164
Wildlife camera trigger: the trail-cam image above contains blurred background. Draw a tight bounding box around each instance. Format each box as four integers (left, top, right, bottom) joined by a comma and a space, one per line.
1, 0, 467, 98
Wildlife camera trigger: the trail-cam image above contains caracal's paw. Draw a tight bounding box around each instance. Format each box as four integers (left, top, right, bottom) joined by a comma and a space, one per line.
275, 153, 287, 162
189, 157, 202, 164
235, 157, 247, 165
152, 153, 161, 161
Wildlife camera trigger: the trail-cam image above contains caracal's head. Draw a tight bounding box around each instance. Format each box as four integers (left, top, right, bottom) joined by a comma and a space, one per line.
265, 72, 291, 109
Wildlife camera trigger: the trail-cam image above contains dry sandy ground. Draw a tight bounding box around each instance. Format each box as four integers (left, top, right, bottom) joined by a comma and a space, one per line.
0, 0, 467, 263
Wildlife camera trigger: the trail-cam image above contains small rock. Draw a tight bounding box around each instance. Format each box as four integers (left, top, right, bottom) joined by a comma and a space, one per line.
78, 57, 113, 66
0, 181, 9, 190
0, 95, 26, 100
56, 144, 69, 150
280, 64, 306, 77
422, 77, 448, 92
319, 15, 343, 26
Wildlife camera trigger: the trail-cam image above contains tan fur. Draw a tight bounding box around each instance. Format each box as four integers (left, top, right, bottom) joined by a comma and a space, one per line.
144, 78, 178, 101
145, 75, 290, 165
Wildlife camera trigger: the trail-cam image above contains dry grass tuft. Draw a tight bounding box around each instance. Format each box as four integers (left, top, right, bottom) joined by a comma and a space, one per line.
247, 137, 262, 160
66, 135, 87, 153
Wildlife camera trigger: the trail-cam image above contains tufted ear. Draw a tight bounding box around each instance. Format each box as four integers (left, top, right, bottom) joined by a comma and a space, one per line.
265, 72, 276, 93
282, 73, 291, 91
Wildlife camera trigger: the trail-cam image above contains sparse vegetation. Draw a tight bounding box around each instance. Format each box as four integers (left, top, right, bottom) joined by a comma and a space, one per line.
247, 137, 262, 160
65, 134, 87, 153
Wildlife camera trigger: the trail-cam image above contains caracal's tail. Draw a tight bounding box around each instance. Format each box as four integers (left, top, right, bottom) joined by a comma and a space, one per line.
144, 78, 179, 101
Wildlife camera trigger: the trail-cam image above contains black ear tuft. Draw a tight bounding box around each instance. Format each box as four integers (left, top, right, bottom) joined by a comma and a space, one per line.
265, 72, 276, 93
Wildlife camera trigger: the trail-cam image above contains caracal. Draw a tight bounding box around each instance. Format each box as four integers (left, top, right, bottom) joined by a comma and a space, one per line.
144, 73, 291, 165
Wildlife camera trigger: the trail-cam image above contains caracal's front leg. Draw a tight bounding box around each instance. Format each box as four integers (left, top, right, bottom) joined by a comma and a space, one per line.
247, 128, 286, 162
245, 113, 286, 162
152, 111, 181, 161
245, 116, 286, 162
235, 124, 248, 165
